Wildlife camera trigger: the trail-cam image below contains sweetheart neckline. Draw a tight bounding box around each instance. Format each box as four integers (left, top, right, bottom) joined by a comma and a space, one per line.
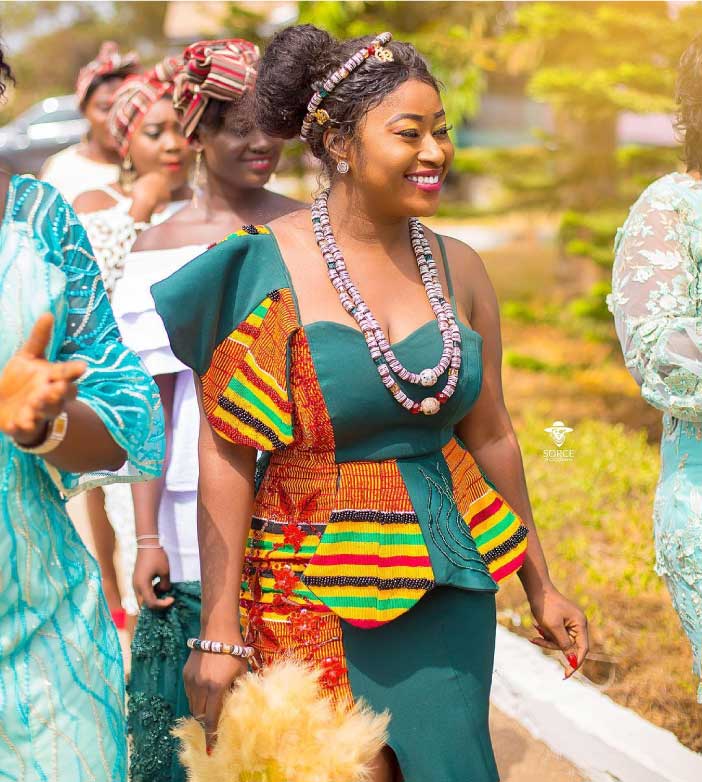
302, 317, 480, 350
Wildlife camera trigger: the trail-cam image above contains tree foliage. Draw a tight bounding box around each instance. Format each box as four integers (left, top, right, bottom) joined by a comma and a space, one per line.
497, 1, 702, 119
295, 1, 509, 126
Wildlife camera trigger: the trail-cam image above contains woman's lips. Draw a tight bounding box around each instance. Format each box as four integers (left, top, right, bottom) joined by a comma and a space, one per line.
244, 158, 274, 172
163, 161, 183, 172
405, 171, 443, 192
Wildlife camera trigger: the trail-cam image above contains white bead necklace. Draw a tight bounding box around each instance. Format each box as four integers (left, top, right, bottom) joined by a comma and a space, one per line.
311, 189, 462, 415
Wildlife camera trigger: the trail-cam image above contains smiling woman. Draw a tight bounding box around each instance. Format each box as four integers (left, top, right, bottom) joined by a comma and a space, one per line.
152, 23, 589, 782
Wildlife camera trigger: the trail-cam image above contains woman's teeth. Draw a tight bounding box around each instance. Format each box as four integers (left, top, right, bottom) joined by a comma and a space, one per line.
407, 174, 440, 184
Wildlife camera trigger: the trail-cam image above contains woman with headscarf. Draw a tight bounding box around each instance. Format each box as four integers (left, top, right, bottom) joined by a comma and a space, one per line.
0, 46, 164, 780
41, 41, 140, 203
74, 59, 193, 634
112, 38, 300, 782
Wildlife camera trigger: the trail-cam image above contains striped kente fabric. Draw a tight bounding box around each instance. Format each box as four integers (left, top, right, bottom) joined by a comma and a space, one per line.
201, 284, 298, 451
444, 439, 528, 582
302, 459, 436, 628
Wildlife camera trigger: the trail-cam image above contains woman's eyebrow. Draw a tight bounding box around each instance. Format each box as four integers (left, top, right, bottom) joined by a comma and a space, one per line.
386, 109, 446, 124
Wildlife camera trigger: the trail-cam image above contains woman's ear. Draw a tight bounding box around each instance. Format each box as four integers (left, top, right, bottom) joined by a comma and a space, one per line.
190, 138, 204, 154
323, 127, 351, 168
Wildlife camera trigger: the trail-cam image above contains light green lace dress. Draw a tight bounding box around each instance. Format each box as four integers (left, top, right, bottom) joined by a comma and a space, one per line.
0, 175, 165, 780
609, 171, 702, 701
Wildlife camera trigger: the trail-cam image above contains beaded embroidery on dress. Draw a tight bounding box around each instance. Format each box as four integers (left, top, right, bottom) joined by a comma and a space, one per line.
0, 176, 164, 779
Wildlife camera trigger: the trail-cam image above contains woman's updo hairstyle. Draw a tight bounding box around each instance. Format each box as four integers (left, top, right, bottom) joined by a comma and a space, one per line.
256, 24, 438, 175
675, 33, 702, 173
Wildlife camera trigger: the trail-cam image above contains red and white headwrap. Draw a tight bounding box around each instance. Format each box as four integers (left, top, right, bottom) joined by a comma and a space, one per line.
173, 39, 259, 139
75, 41, 140, 108
108, 56, 183, 158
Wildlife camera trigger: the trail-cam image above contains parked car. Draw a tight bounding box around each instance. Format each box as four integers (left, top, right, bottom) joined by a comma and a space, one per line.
0, 95, 87, 175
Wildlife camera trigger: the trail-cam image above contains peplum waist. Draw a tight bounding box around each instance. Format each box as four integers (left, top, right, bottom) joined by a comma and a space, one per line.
248, 438, 528, 629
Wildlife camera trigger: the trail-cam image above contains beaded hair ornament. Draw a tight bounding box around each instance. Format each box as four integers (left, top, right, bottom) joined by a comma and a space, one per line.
300, 31, 394, 142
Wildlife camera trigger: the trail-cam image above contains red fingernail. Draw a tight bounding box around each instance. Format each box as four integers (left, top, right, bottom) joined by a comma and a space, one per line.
536, 627, 546, 639
567, 653, 578, 670
206, 746, 212, 756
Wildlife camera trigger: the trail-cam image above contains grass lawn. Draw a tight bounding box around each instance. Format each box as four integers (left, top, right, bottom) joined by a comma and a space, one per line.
474, 231, 702, 751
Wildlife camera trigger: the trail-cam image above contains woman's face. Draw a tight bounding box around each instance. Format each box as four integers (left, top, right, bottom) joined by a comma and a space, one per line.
128, 98, 192, 191
83, 78, 123, 153
200, 118, 284, 191
343, 79, 454, 219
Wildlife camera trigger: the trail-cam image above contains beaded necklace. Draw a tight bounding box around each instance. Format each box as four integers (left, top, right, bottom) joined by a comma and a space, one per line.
311, 189, 462, 415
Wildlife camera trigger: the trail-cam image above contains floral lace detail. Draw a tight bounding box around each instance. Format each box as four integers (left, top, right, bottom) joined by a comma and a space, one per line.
608, 172, 702, 421
130, 598, 185, 663
611, 172, 702, 702
653, 463, 702, 702
127, 692, 178, 782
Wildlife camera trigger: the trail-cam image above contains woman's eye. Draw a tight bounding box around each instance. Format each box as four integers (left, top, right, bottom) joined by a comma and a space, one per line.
398, 129, 420, 138
434, 125, 453, 137
143, 130, 161, 139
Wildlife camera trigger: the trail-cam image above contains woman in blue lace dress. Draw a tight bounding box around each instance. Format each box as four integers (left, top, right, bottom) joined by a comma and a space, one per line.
0, 165, 164, 777
609, 35, 702, 702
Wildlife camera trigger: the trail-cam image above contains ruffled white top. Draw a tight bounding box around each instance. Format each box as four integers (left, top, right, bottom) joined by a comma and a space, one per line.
112, 244, 207, 582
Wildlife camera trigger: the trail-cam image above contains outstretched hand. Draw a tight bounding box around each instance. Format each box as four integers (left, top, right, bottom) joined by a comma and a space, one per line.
529, 586, 589, 678
0, 313, 85, 445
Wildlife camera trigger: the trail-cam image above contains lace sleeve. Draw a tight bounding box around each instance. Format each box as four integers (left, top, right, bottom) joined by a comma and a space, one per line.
79, 207, 146, 295
44, 193, 165, 494
608, 183, 702, 420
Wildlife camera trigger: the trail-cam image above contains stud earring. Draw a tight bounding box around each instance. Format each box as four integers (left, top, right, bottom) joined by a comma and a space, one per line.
336, 159, 350, 175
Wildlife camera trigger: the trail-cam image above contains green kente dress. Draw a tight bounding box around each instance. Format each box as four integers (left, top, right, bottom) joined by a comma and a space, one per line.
153, 225, 529, 782
0, 176, 165, 782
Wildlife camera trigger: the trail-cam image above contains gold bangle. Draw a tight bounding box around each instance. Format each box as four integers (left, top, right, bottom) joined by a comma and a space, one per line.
15, 412, 69, 455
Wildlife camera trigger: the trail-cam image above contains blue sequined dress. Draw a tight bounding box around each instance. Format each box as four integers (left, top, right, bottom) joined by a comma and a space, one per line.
0, 176, 164, 780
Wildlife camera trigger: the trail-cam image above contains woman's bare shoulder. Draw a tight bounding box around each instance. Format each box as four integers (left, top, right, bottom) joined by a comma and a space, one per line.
73, 188, 118, 214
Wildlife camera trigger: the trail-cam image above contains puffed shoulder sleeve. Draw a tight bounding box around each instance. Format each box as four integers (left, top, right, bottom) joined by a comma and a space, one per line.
608, 178, 702, 421
35, 181, 165, 494
152, 227, 299, 451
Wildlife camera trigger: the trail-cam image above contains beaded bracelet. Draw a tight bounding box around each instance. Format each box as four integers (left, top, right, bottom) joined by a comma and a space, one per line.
187, 637, 256, 660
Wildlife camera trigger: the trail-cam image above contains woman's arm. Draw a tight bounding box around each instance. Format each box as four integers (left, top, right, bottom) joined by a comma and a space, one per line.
183, 378, 257, 747
609, 186, 702, 420
449, 238, 589, 672
131, 373, 176, 609
1, 314, 126, 473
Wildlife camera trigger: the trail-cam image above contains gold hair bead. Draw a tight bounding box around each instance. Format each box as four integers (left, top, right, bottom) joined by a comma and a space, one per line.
375, 47, 394, 63
314, 108, 331, 126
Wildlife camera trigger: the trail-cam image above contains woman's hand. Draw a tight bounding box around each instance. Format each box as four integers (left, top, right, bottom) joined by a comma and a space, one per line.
129, 171, 173, 222
0, 314, 85, 446
133, 546, 175, 611
183, 646, 249, 751
528, 585, 589, 678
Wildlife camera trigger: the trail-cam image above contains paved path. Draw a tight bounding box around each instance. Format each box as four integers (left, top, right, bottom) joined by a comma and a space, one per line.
491, 707, 585, 782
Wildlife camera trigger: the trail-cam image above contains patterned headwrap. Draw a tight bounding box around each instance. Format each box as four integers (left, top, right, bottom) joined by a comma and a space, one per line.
173, 39, 259, 139
108, 56, 182, 158
75, 41, 140, 108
